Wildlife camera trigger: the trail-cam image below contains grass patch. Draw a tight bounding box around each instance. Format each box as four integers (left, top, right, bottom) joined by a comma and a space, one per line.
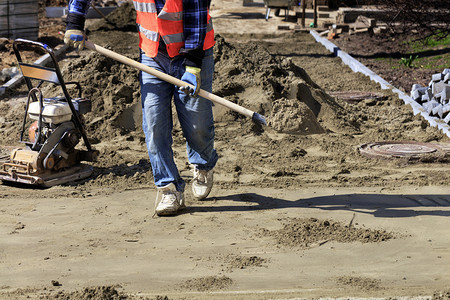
376, 54, 449, 70
369, 32, 449, 70
416, 54, 450, 70
410, 32, 450, 52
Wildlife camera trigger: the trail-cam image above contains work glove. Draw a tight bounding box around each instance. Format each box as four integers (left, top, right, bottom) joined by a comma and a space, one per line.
64, 29, 86, 51
180, 66, 201, 97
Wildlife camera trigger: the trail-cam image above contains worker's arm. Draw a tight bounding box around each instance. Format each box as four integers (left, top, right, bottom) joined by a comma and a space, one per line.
67, 0, 92, 29
64, 0, 92, 50
179, 0, 210, 96
179, 0, 210, 68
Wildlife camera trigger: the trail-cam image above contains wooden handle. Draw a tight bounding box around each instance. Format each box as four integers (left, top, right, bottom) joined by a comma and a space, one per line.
90, 5, 108, 20
84, 40, 265, 123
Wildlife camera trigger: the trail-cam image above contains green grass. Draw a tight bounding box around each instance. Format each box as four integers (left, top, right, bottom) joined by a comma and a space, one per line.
410, 32, 450, 52
373, 32, 449, 70
415, 54, 450, 70
375, 54, 449, 70
396, 32, 450, 69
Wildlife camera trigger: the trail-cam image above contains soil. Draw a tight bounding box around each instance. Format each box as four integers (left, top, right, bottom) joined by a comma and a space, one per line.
1, 1, 450, 299
331, 31, 450, 94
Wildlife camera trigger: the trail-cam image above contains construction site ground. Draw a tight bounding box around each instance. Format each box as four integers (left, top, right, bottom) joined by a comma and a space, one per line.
1, 0, 449, 299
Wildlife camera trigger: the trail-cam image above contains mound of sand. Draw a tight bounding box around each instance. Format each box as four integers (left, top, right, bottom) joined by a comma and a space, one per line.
88, 1, 137, 32
44, 50, 141, 142
85, 3, 358, 136
212, 35, 357, 134
260, 217, 396, 249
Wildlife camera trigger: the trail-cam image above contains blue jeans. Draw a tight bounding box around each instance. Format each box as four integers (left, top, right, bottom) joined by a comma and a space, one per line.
140, 48, 218, 192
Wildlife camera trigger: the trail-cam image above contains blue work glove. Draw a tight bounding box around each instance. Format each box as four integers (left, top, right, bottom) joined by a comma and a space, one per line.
180, 66, 201, 97
64, 29, 86, 51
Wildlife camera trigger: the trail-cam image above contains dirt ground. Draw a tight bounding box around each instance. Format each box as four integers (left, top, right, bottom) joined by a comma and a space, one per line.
1, 0, 450, 299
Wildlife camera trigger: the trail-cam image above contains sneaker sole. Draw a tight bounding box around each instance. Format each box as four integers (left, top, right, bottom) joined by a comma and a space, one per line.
156, 208, 180, 216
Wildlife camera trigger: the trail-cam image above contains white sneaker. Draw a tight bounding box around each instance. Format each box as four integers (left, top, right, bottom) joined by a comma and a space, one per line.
192, 167, 213, 200
155, 183, 185, 216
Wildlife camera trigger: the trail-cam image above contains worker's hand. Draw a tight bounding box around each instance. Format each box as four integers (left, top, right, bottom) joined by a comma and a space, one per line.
180, 66, 201, 97
64, 29, 86, 51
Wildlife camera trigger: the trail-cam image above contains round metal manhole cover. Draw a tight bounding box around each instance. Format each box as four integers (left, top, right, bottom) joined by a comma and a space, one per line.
359, 141, 446, 159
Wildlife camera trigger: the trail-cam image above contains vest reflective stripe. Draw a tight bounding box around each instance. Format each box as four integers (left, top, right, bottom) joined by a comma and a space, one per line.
161, 32, 184, 44
138, 31, 158, 57
204, 18, 214, 49
203, 14, 214, 51
133, 1, 157, 13
137, 24, 159, 42
134, 1, 158, 31
207, 18, 213, 32
158, 10, 182, 21
133, 0, 215, 58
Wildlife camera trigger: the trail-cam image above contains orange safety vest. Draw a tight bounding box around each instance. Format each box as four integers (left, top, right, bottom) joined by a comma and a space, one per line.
133, 0, 215, 58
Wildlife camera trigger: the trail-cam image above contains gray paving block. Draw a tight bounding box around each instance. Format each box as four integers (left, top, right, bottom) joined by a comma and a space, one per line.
445, 113, 450, 124
443, 69, 450, 75
411, 83, 422, 91
423, 101, 436, 114
421, 89, 433, 102
432, 103, 443, 118
432, 73, 444, 82
419, 87, 428, 95
444, 73, 450, 83
432, 81, 447, 95
427, 100, 440, 114
443, 104, 450, 114
440, 85, 450, 101
411, 89, 422, 101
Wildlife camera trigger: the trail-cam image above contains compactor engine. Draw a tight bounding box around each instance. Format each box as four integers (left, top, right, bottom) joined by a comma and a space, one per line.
0, 39, 98, 187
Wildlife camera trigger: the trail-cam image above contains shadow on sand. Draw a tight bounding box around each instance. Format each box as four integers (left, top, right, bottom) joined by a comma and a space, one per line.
186, 192, 450, 218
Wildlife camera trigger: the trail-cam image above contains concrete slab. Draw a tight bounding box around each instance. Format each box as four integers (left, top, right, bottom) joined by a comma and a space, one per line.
45, 6, 117, 19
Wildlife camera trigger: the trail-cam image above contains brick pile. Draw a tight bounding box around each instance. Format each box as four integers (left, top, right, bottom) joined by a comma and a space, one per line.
411, 69, 450, 125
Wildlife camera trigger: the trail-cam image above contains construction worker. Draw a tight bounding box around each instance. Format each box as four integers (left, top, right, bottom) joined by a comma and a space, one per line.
64, 0, 217, 216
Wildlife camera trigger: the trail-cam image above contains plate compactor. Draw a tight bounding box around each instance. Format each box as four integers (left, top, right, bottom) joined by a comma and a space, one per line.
0, 39, 98, 187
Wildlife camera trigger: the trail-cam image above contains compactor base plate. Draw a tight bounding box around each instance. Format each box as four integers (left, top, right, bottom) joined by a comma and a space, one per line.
0, 147, 93, 187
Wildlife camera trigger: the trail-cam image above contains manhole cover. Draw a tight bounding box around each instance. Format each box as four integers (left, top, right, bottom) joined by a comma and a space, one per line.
359, 141, 446, 159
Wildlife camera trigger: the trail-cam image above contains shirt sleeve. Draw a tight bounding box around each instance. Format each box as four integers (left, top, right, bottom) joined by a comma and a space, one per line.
179, 0, 210, 68
68, 0, 92, 16
66, 0, 92, 30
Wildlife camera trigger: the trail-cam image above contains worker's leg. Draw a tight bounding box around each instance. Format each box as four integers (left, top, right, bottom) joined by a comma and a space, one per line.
174, 48, 218, 171
140, 50, 185, 192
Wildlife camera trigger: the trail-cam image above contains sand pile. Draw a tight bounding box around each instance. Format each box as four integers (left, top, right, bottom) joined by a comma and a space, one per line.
43, 50, 141, 142
40, 286, 129, 300
88, 1, 137, 32
260, 217, 396, 249
85, 3, 356, 136
212, 35, 357, 134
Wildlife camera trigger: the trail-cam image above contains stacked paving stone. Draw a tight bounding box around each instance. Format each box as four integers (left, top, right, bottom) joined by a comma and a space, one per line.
411, 69, 450, 124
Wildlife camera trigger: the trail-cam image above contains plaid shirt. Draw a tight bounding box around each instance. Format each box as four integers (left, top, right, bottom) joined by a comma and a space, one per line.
68, 0, 211, 66
157, 0, 210, 51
